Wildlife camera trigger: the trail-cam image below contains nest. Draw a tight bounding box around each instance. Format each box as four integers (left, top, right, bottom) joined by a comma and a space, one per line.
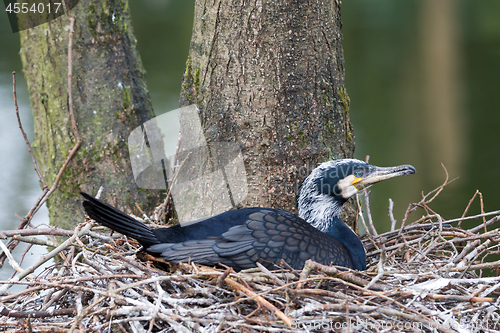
1, 184, 500, 333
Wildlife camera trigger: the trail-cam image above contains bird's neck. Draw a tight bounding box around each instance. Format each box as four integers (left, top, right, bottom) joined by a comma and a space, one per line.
298, 192, 366, 270
325, 216, 366, 270
298, 195, 344, 234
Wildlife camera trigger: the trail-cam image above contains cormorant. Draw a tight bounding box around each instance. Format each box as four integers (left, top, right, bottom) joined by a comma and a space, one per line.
82, 159, 415, 271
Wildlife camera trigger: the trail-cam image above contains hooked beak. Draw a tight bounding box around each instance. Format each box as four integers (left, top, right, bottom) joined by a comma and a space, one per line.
351, 164, 416, 190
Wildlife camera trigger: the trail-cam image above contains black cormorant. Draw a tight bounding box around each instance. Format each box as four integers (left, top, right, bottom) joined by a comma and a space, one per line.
82, 159, 415, 271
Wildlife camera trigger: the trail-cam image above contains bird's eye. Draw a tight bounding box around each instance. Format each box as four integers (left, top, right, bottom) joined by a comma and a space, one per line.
353, 170, 363, 178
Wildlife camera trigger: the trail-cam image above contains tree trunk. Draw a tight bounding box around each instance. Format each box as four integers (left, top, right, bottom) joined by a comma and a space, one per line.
180, 0, 355, 216
20, 0, 163, 229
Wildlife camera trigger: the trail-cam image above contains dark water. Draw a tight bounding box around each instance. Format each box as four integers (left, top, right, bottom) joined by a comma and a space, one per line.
0, 0, 499, 283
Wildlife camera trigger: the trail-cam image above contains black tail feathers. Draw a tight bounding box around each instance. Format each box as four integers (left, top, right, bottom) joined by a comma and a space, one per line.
81, 192, 160, 247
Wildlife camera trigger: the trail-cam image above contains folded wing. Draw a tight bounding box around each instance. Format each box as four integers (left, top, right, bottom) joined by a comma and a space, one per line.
146, 209, 354, 270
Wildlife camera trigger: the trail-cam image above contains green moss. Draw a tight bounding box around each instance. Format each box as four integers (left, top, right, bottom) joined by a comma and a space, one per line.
346, 128, 353, 141
194, 68, 200, 93
323, 91, 331, 106
336, 86, 353, 143
182, 57, 192, 100
285, 121, 307, 148
122, 86, 130, 110
337, 86, 351, 115
40, 92, 48, 107
325, 146, 335, 160
88, 0, 129, 40
182, 56, 203, 104
324, 120, 335, 134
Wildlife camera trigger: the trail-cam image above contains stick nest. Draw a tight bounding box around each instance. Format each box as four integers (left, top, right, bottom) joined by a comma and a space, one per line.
1, 191, 500, 333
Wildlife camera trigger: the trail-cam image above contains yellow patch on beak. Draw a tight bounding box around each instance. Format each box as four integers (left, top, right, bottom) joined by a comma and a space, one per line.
350, 176, 363, 187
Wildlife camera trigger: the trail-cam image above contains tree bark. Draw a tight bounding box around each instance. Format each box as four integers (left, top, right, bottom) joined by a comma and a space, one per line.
180, 0, 355, 215
19, 0, 163, 229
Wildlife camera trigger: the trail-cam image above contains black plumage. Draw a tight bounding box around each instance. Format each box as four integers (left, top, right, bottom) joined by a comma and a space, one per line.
82, 159, 416, 271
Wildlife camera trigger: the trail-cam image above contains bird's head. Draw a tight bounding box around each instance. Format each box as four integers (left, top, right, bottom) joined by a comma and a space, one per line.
298, 159, 416, 231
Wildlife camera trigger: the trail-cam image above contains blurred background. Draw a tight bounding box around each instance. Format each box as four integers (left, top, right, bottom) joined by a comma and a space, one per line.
0, 0, 499, 278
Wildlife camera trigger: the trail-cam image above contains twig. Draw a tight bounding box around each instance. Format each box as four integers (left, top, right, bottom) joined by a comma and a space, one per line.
160, 151, 192, 217
0, 223, 92, 296
224, 276, 293, 327
362, 155, 378, 236
217, 267, 232, 288
0, 307, 76, 318
135, 203, 153, 223
0, 240, 23, 273
279, 259, 300, 278
459, 190, 479, 228
479, 191, 487, 232
96, 186, 104, 199
12, 235, 57, 247
42, 247, 75, 310
388, 198, 397, 231
480, 281, 500, 298
457, 239, 491, 268
369, 210, 500, 243
399, 163, 450, 233
363, 189, 378, 236
148, 281, 163, 333
426, 293, 495, 303
12, 242, 34, 279
445, 210, 500, 226
365, 241, 386, 290
452, 239, 480, 264
12, 72, 47, 190
356, 193, 378, 249
0, 228, 77, 239
67, 16, 79, 143
467, 215, 500, 233
256, 262, 285, 286
299, 259, 383, 291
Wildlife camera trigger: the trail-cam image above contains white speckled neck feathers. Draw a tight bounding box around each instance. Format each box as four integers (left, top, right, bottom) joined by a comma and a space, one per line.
297, 161, 347, 233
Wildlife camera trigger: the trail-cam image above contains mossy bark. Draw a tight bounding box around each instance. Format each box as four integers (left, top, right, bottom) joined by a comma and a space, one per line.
180, 0, 355, 219
19, 0, 163, 229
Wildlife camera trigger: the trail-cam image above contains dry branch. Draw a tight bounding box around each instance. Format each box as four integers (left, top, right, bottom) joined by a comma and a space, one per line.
0, 200, 499, 332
